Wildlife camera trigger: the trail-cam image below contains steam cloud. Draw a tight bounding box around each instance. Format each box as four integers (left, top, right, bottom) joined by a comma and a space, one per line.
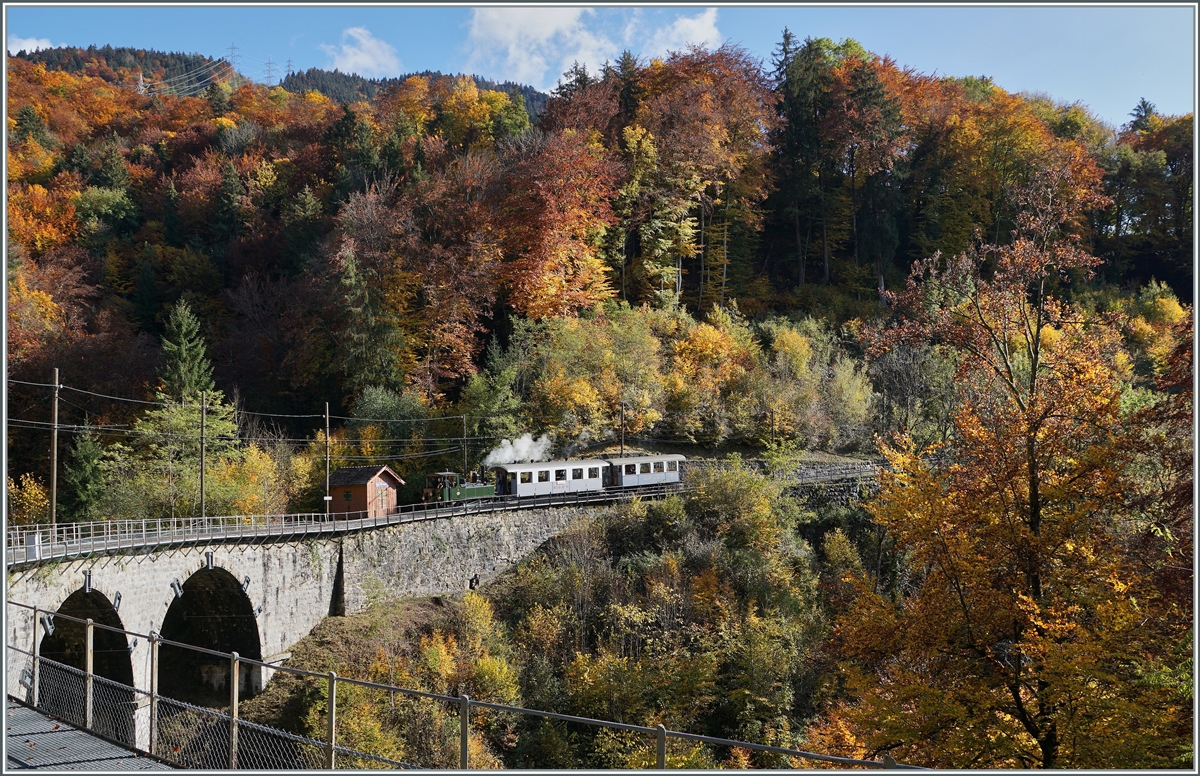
484, 434, 553, 466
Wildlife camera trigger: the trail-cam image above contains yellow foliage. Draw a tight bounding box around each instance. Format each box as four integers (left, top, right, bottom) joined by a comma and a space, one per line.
771, 326, 814, 381
417, 630, 459, 694
459, 590, 497, 656
6, 473, 49, 526
514, 603, 564, 653
471, 654, 520, 706
225, 444, 287, 515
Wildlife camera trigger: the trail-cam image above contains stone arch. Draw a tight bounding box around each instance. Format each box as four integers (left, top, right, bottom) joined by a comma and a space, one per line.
38, 588, 135, 745
157, 567, 263, 706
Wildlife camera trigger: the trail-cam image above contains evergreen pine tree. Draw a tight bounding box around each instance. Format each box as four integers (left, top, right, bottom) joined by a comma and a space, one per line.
338, 245, 407, 400
159, 299, 215, 401
91, 133, 129, 189
60, 421, 104, 522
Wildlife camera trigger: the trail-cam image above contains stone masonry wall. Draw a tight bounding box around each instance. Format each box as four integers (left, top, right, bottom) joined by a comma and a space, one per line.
340, 504, 603, 614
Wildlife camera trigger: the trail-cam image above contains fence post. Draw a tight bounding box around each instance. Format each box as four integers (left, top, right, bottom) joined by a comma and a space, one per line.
325, 671, 337, 769
84, 618, 94, 729
149, 633, 158, 756
31, 606, 40, 708
460, 694, 470, 769
229, 652, 239, 769
657, 724, 666, 769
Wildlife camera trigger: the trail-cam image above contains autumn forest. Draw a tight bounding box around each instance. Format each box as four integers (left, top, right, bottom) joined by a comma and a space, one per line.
5, 36, 1194, 768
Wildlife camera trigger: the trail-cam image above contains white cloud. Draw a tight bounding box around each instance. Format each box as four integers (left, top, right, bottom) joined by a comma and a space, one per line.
644, 8, 722, 59
467, 8, 619, 92
7, 35, 58, 56
319, 27, 402, 78
465, 7, 725, 92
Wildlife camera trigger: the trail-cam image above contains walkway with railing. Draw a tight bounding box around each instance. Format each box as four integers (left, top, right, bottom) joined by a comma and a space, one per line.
7, 601, 920, 770
5, 484, 686, 568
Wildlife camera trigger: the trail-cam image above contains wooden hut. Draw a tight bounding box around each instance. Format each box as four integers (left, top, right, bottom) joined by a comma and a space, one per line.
327, 465, 406, 518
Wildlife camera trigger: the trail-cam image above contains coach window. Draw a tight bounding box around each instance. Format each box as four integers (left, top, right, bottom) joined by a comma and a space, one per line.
625, 464, 636, 475
667, 461, 677, 472
555, 469, 567, 481
520, 471, 532, 484
572, 468, 583, 480
538, 470, 550, 482
640, 463, 651, 474
653, 461, 664, 473
588, 467, 600, 479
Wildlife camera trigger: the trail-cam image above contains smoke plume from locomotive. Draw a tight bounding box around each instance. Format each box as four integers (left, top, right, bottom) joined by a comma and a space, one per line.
484, 434, 553, 466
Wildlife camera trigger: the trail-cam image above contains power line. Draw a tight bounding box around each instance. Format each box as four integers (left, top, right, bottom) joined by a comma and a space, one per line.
12, 380, 467, 421
146, 63, 238, 98
143, 60, 238, 99
145, 58, 232, 87
8, 418, 504, 446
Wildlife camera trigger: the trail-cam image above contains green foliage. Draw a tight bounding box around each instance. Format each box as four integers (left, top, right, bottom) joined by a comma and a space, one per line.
336, 244, 407, 400
74, 186, 138, 237
158, 298, 214, 401
90, 134, 129, 190
205, 80, 233, 116
13, 104, 54, 147
60, 421, 105, 522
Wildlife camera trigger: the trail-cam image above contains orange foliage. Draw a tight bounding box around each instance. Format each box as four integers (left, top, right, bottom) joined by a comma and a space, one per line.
7, 175, 80, 255
500, 130, 618, 318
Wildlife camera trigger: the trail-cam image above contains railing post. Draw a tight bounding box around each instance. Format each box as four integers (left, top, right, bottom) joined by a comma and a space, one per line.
149, 633, 159, 756
31, 606, 40, 708
326, 671, 337, 769
84, 618, 94, 729
229, 652, 239, 769
460, 694, 470, 769
657, 724, 666, 769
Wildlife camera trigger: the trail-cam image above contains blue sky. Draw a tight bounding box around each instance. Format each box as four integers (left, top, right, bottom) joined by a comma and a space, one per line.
5, 5, 1195, 129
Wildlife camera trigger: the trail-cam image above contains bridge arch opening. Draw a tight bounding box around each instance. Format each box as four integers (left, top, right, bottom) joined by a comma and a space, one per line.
158, 567, 263, 706
38, 589, 135, 745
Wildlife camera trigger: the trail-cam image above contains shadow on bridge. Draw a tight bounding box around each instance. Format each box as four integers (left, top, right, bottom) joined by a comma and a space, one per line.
158, 567, 263, 706
37, 588, 135, 746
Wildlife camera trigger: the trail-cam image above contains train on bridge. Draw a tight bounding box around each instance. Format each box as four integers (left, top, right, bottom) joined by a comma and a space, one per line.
422, 454, 686, 504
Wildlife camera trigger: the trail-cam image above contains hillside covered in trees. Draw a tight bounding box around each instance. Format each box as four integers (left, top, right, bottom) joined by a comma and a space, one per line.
5, 34, 1193, 768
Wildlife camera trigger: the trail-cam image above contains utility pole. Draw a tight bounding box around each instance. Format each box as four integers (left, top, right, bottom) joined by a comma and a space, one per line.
264, 56, 276, 85
285, 58, 293, 77
324, 402, 331, 517
50, 368, 59, 527
200, 391, 206, 519
463, 415, 468, 476
620, 402, 625, 457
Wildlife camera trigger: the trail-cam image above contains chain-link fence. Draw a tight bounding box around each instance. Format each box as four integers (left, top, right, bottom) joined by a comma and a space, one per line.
92, 672, 139, 746
8, 599, 921, 769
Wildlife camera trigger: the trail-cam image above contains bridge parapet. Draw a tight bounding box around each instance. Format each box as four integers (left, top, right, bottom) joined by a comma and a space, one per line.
6, 484, 684, 568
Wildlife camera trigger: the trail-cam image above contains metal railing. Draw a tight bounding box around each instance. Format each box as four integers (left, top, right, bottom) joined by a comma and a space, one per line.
5, 483, 687, 567
7, 600, 921, 770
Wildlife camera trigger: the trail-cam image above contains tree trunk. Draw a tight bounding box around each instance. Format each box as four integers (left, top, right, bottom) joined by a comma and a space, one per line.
822, 218, 830, 285
795, 211, 805, 286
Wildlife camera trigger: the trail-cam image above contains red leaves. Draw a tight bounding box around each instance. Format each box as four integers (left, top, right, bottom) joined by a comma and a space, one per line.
499, 130, 619, 319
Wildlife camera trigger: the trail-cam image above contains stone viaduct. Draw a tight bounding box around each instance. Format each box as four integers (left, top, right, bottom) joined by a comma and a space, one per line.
6, 503, 601, 751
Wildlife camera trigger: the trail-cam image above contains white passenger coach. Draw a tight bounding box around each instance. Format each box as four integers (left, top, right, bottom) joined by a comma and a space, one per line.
491, 454, 685, 498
